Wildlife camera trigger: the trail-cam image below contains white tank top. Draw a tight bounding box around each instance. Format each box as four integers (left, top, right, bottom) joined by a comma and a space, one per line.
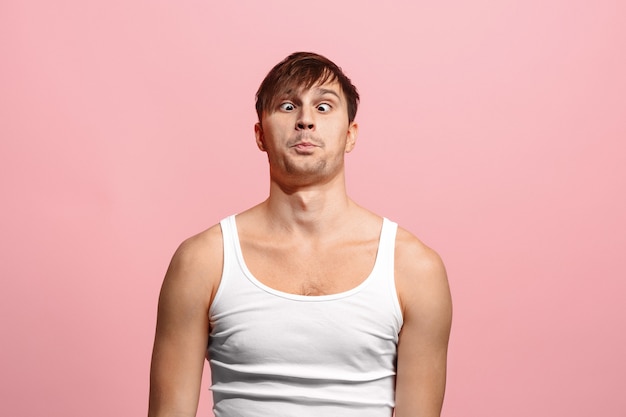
208, 215, 403, 417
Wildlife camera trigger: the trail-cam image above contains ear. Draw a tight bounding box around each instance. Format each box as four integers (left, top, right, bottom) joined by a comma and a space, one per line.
344, 122, 358, 153
254, 122, 266, 152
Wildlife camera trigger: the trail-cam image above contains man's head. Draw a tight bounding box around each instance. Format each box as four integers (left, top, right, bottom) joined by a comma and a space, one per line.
255, 52, 360, 124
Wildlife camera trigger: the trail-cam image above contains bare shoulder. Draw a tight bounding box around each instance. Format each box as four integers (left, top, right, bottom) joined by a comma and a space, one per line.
394, 226, 451, 319
173, 223, 223, 269
161, 223, 224, 309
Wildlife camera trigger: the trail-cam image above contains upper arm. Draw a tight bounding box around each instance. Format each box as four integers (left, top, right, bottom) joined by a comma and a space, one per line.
394, 229, 452, 417
148, 226, 223, 417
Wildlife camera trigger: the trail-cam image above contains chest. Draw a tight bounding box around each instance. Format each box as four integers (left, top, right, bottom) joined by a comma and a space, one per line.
210, 298, 397, 366
239, 236, 379, 296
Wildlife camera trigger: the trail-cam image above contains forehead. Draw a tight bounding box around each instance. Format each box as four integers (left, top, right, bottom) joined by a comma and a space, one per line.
279, 79, 345, 100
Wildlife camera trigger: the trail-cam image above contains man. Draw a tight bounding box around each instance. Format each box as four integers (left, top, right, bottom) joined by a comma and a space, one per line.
148, 52, 452, 417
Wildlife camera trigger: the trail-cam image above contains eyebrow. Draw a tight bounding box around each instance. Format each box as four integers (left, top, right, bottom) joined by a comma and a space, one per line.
275, 87, 342, 105
315, 88, 342, 101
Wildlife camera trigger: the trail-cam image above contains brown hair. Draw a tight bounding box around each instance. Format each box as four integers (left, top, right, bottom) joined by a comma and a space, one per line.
255, 52, 360, 123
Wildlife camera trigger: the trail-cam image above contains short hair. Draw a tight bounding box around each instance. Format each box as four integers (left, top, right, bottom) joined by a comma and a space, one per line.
255, 52, 360, 123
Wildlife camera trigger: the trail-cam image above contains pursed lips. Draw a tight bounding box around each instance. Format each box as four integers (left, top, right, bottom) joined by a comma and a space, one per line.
289, 135, 322, 149
291, 142, 317, 148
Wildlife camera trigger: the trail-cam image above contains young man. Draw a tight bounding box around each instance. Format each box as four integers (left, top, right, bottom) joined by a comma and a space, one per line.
148, 52, 452, 417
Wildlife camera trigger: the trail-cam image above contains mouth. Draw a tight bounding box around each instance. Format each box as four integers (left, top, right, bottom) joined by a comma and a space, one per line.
290, 134, 321, 147
288, 133, 323, 153
292, 142, 318, 153
291, 141, 317, 148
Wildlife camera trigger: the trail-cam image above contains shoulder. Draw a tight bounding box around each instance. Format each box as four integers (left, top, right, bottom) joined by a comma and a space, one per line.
173, 223, 224, 268
394, 226, 451, 320
161, 223, 224, 308
394, 226, 445, 278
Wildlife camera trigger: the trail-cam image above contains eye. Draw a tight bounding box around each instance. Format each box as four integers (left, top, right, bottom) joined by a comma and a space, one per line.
317, 103, 331, 112
279, 102, 295, 111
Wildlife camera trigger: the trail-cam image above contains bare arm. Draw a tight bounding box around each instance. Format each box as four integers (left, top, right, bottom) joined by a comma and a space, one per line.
394, 228, 452, 417
148, 226, 223, 417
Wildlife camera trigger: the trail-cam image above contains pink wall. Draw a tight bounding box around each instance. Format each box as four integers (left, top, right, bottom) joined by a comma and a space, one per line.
2, 1, 625, 416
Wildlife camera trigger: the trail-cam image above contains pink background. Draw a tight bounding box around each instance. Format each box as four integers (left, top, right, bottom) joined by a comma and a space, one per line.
2, 1, 625, 416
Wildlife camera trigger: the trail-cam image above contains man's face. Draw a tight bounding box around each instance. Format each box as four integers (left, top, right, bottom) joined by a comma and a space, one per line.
254, 80, 358, 186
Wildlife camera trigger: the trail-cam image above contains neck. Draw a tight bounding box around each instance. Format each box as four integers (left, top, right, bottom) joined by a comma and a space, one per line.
263, 171, 355, 234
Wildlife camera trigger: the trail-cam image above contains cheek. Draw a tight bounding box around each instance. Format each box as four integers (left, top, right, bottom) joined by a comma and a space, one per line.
263, 119, 291, 136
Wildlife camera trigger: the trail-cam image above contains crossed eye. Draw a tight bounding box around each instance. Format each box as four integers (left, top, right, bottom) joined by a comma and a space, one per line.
279, 102, 332, 112
317, 103, 331, 112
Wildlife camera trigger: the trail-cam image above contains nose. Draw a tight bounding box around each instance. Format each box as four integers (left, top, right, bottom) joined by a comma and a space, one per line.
296, 107, 315, 130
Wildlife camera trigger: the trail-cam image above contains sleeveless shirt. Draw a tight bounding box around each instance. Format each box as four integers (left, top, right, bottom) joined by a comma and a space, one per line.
208, 215, 403, 417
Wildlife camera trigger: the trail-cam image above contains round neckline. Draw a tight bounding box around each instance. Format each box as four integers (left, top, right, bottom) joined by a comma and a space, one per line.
230, 216, 388, 302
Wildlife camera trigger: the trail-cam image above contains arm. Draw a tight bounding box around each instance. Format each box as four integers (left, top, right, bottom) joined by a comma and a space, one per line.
148, 226, 223, 417
394, 228, 452, 417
